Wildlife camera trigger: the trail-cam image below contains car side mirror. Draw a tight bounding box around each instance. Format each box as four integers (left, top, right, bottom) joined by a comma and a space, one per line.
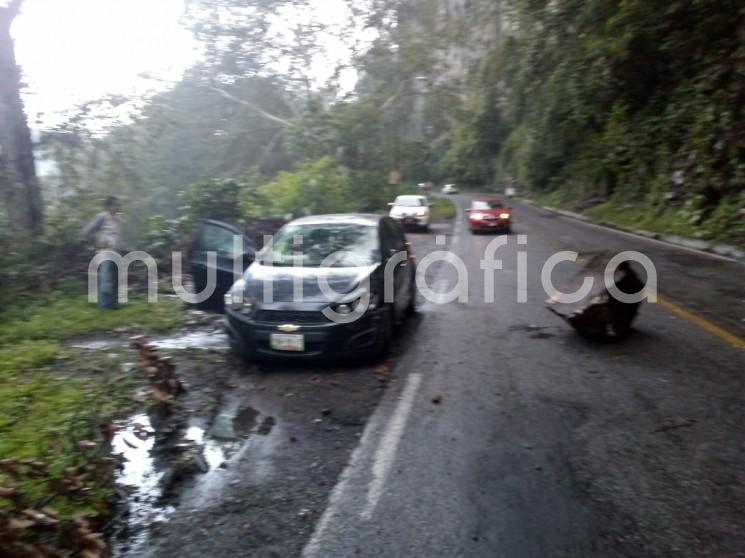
428, 203, 433, 208
465, 208, 472, 214
388, 202, 394, 207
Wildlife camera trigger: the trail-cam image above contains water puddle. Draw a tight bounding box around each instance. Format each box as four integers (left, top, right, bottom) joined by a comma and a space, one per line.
110, 399, 280, 556
110, 414, 174, 556
150, 330, 229, 351
167, 396, 282, 510
72, 328, 229, 352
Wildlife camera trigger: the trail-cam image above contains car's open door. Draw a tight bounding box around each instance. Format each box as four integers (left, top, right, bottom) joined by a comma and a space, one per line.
190, 220, 255, 309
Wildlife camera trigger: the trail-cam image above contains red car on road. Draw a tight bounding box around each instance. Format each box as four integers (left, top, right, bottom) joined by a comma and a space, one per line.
466, 198, 512, 234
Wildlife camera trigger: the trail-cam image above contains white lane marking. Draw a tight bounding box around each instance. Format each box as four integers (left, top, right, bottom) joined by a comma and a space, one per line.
302, 372, 424, 557
302, 402, 388, 557
304, 214, 454, 555
452, 199, 463, 246
360, 372, 423, 520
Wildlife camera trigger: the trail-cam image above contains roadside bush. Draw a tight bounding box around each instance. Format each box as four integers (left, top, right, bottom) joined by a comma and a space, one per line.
260, 156, 354, 217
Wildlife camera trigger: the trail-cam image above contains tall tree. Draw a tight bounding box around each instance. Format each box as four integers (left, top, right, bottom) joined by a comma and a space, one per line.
0, 0, 43, 234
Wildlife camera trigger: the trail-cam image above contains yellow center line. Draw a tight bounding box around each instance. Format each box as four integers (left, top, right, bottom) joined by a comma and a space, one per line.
518, 221, 745, 351
656, 297, 745, 351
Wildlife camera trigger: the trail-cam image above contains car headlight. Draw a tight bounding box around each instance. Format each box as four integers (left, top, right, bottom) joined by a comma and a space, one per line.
500, 213, 511, 219
416, 209, 427, 217
225, 281, 254, 315
335, 302, 354, 315
330, 293, 379, 316
470, 212, 485, 220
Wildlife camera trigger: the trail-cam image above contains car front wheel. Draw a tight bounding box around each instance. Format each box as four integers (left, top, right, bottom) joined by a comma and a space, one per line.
227, 326, 254, 364
406, 278, 417, 316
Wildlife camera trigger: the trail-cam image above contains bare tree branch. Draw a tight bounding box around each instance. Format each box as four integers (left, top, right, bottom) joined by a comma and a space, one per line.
139, 72, 295, 128
204, 84, 294, 127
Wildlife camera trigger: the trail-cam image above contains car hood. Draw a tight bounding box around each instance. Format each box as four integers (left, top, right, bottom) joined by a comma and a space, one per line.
241, 262, 379, 304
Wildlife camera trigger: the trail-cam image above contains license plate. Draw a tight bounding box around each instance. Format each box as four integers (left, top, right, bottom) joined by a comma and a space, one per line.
270, 334, 305, 352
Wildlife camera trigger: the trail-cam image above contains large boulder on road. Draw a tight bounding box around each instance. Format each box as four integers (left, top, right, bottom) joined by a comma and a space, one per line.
546, 253, 645, 341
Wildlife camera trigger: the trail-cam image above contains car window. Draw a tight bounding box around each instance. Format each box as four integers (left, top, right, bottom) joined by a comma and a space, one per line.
472, 200, 504, 210
265, 223, 380, 267
394, 195, 425, 207
197, 223, 242, 257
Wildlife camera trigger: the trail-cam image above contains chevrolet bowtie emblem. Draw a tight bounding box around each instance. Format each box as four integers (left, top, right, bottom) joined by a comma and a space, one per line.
278, 324, 301, 333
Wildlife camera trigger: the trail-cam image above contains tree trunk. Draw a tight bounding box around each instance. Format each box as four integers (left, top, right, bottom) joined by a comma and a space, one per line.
0, 0, 44, 236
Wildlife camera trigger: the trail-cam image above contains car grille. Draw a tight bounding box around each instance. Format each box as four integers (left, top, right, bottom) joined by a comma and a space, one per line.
254, 310, 328, 325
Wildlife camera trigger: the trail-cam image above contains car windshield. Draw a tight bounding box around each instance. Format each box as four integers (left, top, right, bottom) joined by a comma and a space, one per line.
395, 196, 425, 207
472, 200, 505, 210
263, 223, 380, 268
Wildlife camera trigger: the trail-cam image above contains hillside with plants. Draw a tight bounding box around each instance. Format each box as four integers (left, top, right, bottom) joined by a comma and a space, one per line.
439, 0, 745, 244
3, 0, 745, 289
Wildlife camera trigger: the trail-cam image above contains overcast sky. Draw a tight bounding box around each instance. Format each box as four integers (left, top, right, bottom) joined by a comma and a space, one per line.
12, 0, 198, 126
10, 0, 369, 129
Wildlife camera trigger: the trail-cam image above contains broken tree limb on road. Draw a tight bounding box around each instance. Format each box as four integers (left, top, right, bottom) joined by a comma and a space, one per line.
546, 253, 645, 341
130, 337, 186, 406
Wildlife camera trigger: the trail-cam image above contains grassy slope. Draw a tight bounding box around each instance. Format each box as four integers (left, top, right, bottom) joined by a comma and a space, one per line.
0, 287, 184, 517
430, 197, 457, 221
535, 191, 745, 248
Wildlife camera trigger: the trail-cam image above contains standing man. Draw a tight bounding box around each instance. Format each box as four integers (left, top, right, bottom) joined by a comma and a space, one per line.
83, 196, 122, 310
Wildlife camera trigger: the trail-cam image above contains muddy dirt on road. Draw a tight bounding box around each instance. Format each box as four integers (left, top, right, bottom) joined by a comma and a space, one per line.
101, 328, 398, 558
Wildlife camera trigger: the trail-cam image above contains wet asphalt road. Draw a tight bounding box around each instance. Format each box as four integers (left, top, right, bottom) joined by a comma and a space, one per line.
302, 195, 745, 557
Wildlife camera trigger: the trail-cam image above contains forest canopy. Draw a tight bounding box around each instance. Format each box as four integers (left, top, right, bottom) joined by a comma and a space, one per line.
2, 0, 744, 286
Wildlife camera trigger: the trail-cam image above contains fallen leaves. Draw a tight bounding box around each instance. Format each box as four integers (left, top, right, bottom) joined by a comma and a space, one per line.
0, 442, 116, 557
0, 481, 108, 558
130, 336, 186, 406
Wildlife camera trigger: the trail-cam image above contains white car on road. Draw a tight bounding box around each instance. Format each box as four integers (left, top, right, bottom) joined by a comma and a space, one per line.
389, 195, 431, 231
441, 184, 459, 195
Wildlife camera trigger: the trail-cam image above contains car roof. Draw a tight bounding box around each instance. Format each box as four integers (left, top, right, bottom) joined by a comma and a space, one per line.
289, 214, 383, 226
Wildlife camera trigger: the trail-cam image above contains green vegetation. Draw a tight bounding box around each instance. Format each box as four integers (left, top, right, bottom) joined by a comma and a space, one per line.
2, 1, 742, 550
260, 157, 354, 217
585, 199, 745, 243
430, 198, 457, 222
5, 0, 743, 507
0, 293, 183, 346
0, 288, 183, 517
443, 0, 745, 245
